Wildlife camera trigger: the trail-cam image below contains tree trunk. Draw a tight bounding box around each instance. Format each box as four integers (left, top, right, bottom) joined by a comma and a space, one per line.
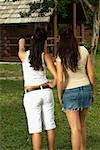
82, 0, 94, 12
82, 0, 100, 61
91, 7, 100, 61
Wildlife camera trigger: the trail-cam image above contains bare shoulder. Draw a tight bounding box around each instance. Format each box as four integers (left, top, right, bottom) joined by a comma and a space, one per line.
79, 45, 89, 55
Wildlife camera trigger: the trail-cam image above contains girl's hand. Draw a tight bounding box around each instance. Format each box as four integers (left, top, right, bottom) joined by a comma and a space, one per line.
47, 80, 56, 88
47, 81, 53, 88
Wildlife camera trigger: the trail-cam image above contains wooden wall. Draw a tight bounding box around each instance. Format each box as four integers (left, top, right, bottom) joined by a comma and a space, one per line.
0, 26, 5, 60
0, 24, 35, 61
0, 23, 89, 62
0, 23, 57, 61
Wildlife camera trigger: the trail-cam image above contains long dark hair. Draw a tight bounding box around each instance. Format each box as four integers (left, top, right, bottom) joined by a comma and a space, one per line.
29, 26, 47, 70
57, 28, 80, 72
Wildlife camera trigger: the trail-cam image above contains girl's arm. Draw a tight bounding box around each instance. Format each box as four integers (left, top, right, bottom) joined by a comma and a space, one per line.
44, 53, 57, 88
56, 57, 63, 102
87, 55, 95, 90
18, 38, 26, 62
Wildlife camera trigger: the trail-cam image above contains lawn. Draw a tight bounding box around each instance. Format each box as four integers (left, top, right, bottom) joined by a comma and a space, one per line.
0, 54, 100, 150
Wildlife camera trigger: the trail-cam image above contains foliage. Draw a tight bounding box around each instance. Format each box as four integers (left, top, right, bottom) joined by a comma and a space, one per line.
19, 0, 99, 29
56, 0, 71, 18
88, 0, 99, 6
19, 0, 72, 18
19, 0, 55, 17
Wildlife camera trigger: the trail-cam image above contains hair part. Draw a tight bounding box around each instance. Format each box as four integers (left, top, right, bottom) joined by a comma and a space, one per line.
57, 28, 80, 72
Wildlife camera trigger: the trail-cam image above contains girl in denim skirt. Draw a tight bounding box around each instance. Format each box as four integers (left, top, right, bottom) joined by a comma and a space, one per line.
18, 25, 57, 150
56, 28, 94, 150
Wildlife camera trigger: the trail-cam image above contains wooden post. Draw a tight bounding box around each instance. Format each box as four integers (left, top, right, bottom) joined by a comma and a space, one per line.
54, 11, 57, 56
81, 23, 84, 43
45, 24, 48, 53
73, 1, 76, 37
0, 25, 1, 52
53, 0, 58, 56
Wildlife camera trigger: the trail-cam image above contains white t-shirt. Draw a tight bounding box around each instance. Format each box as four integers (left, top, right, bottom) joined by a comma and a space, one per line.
22, 50, 48, 86
56, 46, 90, 89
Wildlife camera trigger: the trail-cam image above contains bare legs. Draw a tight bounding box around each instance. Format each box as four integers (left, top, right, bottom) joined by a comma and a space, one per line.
32, 129, 55, 150
32, 133, 41, 150
31, 109, 87, 150
66, 110, 81, 150
46, 129, 55, 150
65, 108, 88, 150
79, 109, 88, 150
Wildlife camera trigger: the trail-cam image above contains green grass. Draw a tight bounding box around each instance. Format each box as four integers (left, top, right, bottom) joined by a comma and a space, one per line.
0, 64, 23, 78
0, 54, 100, 150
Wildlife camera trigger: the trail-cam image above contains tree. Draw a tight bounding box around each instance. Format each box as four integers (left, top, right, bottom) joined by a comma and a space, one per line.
82, 0, 100, 59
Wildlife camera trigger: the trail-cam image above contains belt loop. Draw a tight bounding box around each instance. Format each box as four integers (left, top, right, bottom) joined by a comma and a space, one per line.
40, 85, 43, 90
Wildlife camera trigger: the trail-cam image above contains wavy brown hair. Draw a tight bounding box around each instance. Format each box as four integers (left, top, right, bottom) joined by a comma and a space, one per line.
57, 28, 80, 72
29, 26, 47, 70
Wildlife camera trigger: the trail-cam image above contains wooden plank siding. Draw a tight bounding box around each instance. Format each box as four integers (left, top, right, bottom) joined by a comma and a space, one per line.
0, 23, 87, 62
0, 23, 59, 62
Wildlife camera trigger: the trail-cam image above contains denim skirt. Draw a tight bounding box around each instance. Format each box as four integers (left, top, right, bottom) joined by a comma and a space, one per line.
62, 85, 93, 111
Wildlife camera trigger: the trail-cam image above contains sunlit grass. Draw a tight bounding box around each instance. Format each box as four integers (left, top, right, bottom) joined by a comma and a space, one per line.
0, 53, 100, 149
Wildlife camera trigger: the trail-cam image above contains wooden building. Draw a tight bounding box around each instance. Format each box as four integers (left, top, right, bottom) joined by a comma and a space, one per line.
0, 0, 55, 61
0, 0, 88, 62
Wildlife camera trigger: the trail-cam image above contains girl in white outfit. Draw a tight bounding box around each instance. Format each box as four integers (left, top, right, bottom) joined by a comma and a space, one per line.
18, 26, 57, 150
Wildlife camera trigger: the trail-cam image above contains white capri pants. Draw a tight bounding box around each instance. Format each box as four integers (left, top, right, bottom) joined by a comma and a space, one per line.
23, 88, 56, 134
